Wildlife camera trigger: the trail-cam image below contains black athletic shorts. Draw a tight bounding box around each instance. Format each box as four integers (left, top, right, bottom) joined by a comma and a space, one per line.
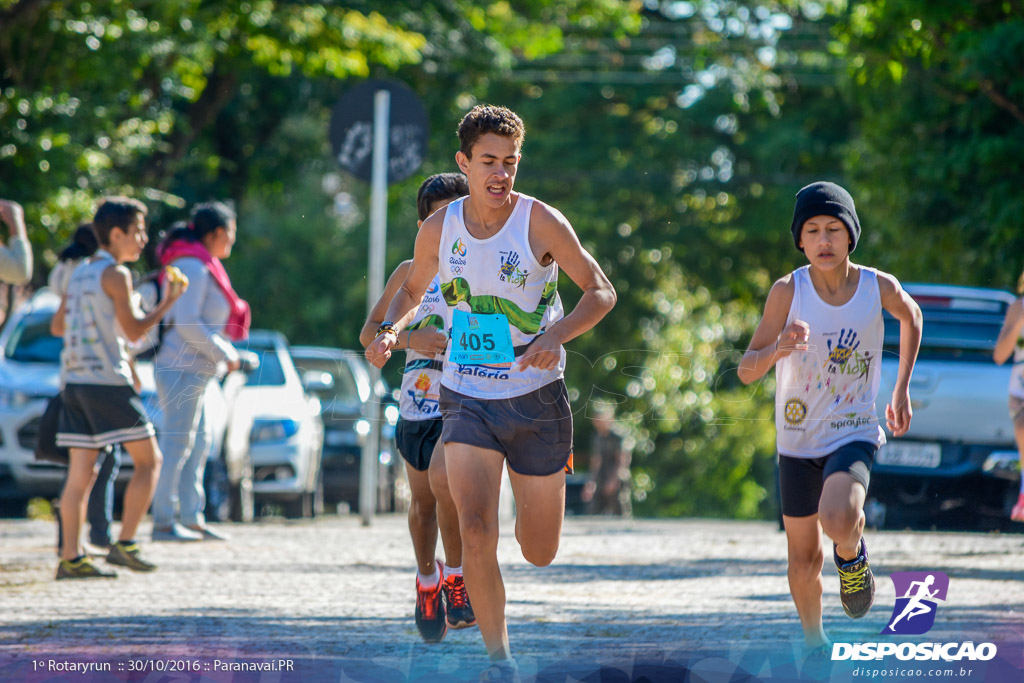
396, 417, 443, 472
778, 441, 876, 518
56, 383, 155, 450
439, 379, 573, 477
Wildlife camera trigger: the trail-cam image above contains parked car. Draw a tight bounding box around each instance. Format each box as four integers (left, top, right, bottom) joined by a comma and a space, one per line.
0, 288, 256, 521
234, 332, 324, 518
289, 345, 399, 513
868, 283, 1020, 529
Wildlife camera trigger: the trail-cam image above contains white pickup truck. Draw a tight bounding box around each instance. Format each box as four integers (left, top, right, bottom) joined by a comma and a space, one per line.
868, 283, 1020, 529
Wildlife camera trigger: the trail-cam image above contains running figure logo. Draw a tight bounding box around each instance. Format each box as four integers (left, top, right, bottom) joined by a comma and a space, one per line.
883, 571, 949, 635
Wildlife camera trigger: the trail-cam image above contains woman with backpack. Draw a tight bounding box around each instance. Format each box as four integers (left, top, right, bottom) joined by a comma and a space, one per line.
151, 201, 249, 542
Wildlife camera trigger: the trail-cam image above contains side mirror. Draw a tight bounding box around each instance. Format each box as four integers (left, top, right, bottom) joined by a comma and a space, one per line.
303, 370, 335, 395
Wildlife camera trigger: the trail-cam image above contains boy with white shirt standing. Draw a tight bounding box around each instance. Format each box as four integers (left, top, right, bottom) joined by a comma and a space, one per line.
56, 197, 185, 579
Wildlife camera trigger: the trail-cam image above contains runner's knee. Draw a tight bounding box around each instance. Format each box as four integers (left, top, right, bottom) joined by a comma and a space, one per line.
520, 539, 559, 567
788, 548, 824, 583
818, 505, 860, 537
459, 511, 498, 550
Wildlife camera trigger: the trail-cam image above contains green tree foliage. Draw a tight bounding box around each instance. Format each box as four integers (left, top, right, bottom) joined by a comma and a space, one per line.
832, 0, 1024, 287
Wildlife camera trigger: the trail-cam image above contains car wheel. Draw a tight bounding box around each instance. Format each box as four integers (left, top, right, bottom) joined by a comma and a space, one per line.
0, 497, 29, 518
229, 456, 255, 523
312, 468, 325, 517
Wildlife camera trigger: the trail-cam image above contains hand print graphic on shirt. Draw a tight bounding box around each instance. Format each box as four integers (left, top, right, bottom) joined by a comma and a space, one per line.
827, 328, 860, 366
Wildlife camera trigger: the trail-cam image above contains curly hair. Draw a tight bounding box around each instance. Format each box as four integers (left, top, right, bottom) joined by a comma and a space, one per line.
457, 105, 525, 158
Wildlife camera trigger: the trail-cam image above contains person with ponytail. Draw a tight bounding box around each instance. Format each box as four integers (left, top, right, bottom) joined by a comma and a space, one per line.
151, 201, 249, 542
994, 267, 1024, 522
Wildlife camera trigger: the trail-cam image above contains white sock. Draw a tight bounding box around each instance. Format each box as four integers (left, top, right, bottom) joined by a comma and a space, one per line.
443, 564, 462, 579
417, 566, 440, 588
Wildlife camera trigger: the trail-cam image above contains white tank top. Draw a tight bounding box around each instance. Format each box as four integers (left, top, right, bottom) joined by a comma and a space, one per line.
775, 265, 886, 457
438, 194, 565, 399
60, 250, 134, 386
1008, 322, 1024, 399
399, 274, 447, 421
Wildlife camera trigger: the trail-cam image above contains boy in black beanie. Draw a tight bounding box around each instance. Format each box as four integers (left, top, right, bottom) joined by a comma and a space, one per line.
737, 181, 923, 658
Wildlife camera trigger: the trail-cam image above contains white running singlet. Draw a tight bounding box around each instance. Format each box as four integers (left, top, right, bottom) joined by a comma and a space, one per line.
438, 194, 565, 399
399, 274, 447, 421
775, 265, 886, 457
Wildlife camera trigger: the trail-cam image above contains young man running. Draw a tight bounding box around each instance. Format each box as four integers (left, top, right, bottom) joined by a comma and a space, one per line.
55, 197, 185, 579
360, 172, 475, 642
738, 182, 922, 653
367, 105, 616, 681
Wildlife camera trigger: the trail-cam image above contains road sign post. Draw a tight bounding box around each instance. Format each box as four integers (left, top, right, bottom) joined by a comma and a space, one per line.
330, 81, 428, 525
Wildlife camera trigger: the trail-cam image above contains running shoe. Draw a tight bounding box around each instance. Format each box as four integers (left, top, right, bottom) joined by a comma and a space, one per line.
835, 539, 874, 619
444, 573, 477, 629
480, 659, 520, 683
152, 523, 202, 542
56, 556, 118, 580
801, 642, 833, 680
186, 524, 230, 541
106, 541, 158, 573
1011, 493, 1024, 522
415, 562, 447, 642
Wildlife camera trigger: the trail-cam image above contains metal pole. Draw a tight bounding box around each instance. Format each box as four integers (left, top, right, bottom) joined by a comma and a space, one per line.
361, 89, 390, 526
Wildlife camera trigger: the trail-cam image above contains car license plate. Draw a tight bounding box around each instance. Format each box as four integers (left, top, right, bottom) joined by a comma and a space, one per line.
876, 441, 941, 468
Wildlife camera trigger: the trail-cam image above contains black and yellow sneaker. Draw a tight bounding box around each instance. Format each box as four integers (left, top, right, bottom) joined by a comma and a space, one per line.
56, 556, 118, 580
415, 563, 447, 643
106, 541, 157, 573
835, 538, 874, 619
444, 573, 477, 629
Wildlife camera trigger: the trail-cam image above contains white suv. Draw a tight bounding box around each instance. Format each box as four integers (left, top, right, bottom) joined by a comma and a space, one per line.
235, 331, 325, 518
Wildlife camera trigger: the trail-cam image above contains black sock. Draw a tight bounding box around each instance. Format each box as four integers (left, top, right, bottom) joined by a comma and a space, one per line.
69, 554, 85, 563
117, 539, 135, 547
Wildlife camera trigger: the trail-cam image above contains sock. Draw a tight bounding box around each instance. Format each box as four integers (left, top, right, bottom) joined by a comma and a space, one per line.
117, 539, 136, 547
443, 564, 462, 579
418, 566, 440, 588
69, 555, 85, 564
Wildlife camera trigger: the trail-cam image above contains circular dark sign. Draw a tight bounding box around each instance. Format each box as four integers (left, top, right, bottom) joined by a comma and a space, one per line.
329, 79, 429, 184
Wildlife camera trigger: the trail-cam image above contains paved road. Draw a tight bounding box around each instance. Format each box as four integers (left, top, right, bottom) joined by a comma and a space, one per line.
1, 515, 1022, 682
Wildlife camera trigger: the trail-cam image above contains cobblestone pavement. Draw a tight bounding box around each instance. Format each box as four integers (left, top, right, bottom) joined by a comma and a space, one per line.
1, 515, 1022, 682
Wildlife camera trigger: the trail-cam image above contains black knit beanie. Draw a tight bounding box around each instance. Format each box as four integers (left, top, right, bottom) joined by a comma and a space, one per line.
790, 181, 861, 253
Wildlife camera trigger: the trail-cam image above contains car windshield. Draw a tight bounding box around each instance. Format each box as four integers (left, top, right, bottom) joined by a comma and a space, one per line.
5, 310, 62, 363
292, 356, 362, 406
243, 346, 287, 386
883, 307, 1005, 361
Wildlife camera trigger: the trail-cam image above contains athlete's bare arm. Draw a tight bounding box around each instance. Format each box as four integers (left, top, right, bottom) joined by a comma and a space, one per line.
367, 210, 444, 368
102, 265, 183, 342
738, 275, 808, 384
878, 272, 922, 437
994, 297, 1024, 365
50, 295, 67, 337
519, 202, 616, 371
360, 260, 448, 358
360, 260, 412, 348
